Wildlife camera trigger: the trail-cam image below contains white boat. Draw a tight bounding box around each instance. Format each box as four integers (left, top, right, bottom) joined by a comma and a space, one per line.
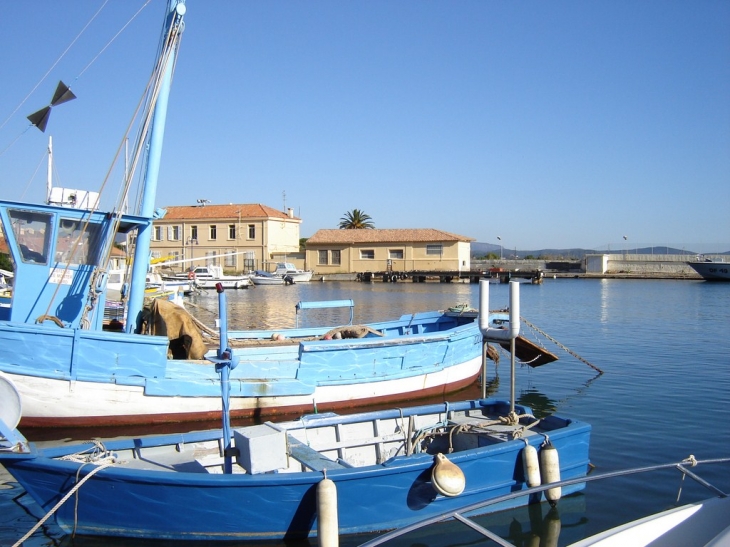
184, 265, 250, 289
273, 262, 313, 282
687, 258, 730, 281
360, 455, 730, 547
249, 269, 286, 285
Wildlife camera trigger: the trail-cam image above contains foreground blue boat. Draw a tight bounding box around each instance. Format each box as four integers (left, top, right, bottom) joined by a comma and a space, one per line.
0, 396, 591, 541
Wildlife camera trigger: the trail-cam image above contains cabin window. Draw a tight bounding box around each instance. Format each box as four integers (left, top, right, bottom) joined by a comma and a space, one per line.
247, 224, 256, 240
360, 249, 375, 260
190, 225, 198, 240
331, 249, 341, 265
318, 250, 328, 265
228, 224, 236, 240
8, 209, 52, 265
389, 249, 404, 259
55, 218, 102, 265
426, 244, 443, 256
154, 226, 163, 241
209, 225, 217, 240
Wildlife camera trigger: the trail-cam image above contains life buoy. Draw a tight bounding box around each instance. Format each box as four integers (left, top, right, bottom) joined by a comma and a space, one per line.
187, 271, 194, 280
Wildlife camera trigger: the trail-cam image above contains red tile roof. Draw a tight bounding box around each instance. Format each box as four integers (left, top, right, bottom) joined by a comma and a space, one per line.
306, 229, 473, 244
161, 204, 297, 221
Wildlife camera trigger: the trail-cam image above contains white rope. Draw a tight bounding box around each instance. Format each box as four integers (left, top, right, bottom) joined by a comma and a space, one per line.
12, 461, 114, 547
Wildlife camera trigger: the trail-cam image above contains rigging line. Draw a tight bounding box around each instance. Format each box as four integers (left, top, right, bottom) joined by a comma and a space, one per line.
18, 146, 48, 201
520, 316, 604, 374
0, 125, 32, 160
0, 0, 110, 134
77, 0, 154, 80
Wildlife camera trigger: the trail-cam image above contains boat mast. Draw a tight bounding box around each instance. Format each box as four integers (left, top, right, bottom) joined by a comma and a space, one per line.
126, 0, 186, 333
46, 136, 53, 203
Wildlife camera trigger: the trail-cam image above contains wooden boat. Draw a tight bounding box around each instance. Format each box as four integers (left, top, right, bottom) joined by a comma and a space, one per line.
0, 2, 524, 429
0, 384, 591, 541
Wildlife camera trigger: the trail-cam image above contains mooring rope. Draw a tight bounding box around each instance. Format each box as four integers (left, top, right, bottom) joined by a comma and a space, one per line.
12, 460, 114, 547
520, 316, 604, 374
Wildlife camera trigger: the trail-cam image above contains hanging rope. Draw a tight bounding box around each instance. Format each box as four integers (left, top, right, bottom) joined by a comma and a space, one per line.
521, 316, 604, 374
12, 460, 114, 547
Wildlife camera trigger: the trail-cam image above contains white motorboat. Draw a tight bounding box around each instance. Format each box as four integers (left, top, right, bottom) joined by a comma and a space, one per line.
183, 265, 250, 289
273, 262, 313, 282
249, 269, 286, 285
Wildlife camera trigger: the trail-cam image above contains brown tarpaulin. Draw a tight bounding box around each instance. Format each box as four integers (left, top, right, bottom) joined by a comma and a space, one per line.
143, 298, 208, 360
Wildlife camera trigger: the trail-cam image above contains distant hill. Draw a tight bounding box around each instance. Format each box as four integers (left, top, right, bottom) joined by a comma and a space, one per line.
469, 243, 723, 259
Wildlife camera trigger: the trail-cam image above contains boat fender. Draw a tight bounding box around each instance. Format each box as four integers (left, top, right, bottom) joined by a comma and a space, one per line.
317, 476, 339, 547
521, 440, 541, 487
540, 442, 561, 506
431, 453, 465, 497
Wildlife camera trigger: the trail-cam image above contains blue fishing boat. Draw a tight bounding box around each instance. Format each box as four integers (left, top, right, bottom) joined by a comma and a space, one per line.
0, 283, 591, 542
0, 1, 533, 428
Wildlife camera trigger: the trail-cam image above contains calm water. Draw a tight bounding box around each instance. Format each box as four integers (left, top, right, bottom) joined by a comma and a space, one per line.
2, 279, 729, 546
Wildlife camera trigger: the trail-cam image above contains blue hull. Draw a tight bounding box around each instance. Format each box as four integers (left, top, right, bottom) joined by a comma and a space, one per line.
1, 399, 591, 540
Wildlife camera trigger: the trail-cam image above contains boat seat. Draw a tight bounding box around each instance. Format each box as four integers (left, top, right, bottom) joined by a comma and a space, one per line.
287, 435, 347, 472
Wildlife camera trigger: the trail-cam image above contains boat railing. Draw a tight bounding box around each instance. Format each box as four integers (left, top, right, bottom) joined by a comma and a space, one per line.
357, 455, 730, 547
295, 299, 354, 327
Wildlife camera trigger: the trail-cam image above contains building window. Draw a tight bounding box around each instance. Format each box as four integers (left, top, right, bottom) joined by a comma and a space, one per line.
248, 224, 255, 240
331, 249, 341, 265
170, 225, 181, 241
426, 244, 442, 256
209, 225, 217, 240
224, 250, 235, 268
228, 224, 236, 240
190, 225, 198, 240
318, 250, 329, 265
205, 251, 218, 266
360, 249, 374, 259
389, 249, 404, 259
153, 226, 163, 241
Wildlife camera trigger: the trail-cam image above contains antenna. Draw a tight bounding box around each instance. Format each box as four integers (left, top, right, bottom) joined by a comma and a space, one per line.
282, 190, 286, 212
196, 199, 210, 207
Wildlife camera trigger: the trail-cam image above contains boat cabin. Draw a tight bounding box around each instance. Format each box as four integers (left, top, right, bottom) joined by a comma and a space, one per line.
0, 199, 149, 328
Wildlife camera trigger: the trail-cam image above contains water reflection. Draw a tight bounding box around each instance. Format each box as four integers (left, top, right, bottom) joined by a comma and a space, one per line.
516, 389, 557, 418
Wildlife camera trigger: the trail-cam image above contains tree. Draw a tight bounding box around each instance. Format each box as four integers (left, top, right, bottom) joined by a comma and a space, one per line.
338, 209, 374, 229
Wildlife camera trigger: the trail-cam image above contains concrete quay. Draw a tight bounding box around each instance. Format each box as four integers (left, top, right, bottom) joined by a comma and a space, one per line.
317, 254, 719, 282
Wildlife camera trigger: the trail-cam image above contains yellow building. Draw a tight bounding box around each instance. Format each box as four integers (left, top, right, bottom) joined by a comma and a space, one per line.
306, 229, 473, 275
149, 203, 303, 273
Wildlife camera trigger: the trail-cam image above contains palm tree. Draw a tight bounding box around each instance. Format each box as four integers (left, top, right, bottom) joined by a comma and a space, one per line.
339, 209, 375, 229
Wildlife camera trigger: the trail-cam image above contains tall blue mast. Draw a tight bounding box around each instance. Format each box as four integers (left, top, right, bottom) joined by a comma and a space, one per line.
127, 0, 186, 333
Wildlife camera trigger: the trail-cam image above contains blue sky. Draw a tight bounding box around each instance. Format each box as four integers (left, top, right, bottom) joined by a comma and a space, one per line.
1, 1, 728, 253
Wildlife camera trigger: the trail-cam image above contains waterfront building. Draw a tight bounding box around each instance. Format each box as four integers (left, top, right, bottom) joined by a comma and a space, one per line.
305, 228, 473, 276
149, 203, 303, 273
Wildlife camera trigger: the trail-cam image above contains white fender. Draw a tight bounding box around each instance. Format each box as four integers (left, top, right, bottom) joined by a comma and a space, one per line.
540, 443, 562, 505
317, 477, 338, 547
431, 453, 466, 497
522, 442, 541, 487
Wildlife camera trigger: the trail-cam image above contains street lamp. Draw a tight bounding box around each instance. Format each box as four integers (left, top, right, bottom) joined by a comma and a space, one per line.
623, 235, 628, 257
497, 236, 502, 260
